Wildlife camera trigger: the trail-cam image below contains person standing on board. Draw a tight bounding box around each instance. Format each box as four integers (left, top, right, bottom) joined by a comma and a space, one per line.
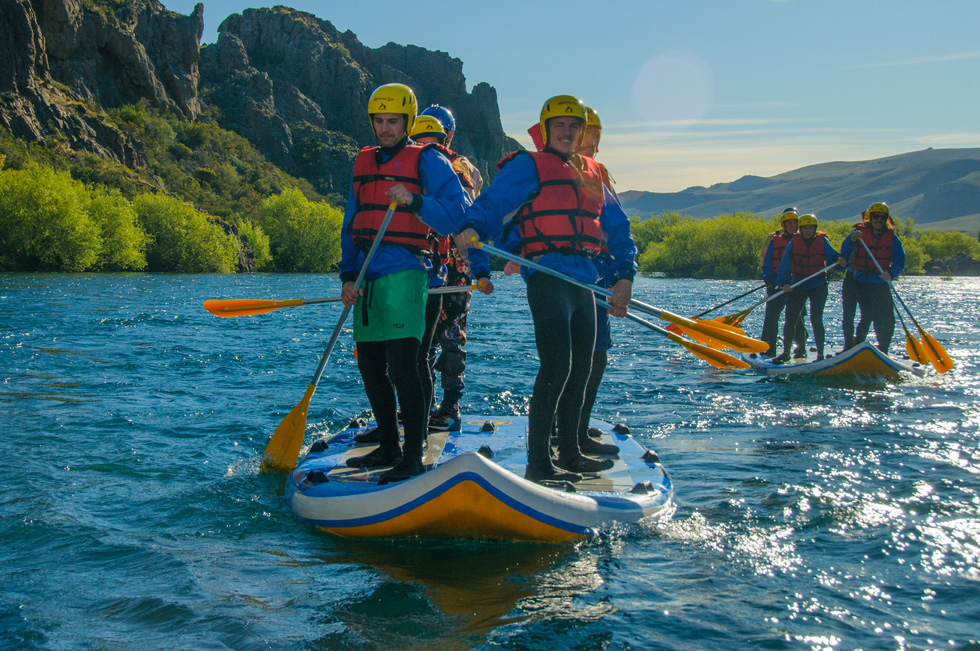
418, 105, 489, 431
406, 114, 491, 433
841, 210, 871, 351
760, 208, 808, 358
573, 106, 621, 456
421, 104, 484, 199
455, 95, 636, 484
775, 214, 842, 362
340, 83, 468, 483
840, 201, 905, 354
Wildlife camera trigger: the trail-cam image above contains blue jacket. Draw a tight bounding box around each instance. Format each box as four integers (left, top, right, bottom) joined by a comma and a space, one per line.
463, 151, 636, 285
339, 144, 483, 283
839, 230, 906, 284
776, 236, 840, 289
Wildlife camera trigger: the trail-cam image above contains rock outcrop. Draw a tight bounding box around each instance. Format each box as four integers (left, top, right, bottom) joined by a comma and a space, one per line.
0, 0, 205, 167
200, 7, 518, 195
2, 1, 517, 199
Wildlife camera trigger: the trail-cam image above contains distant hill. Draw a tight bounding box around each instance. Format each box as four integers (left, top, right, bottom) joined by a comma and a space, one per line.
619, 148, 980, 234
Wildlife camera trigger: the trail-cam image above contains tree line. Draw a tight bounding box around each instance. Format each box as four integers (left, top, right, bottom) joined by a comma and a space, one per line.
3, 98, 979, 276
0, 159, 341, 273
630, 212, 980, 279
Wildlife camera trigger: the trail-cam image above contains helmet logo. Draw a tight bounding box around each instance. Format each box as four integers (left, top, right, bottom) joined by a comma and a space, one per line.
565, 106, 574, 113
378, 102, 387, 110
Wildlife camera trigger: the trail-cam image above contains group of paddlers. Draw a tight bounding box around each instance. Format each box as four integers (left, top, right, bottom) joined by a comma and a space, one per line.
759, 204, 906, 362
329, 80, 912, 486
338, 83, 634, 485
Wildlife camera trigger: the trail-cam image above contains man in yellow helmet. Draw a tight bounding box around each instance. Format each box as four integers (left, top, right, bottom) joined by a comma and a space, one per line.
455, 95, 636, 484
570, 106, 621, 456
774, 214, 842, 362
340, 83, 469, 483
840, 201, 906, 353
405, 112, 492, 434
760, 208, 808, 357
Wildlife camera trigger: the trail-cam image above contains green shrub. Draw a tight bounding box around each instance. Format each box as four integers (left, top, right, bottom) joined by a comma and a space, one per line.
0, 163, 101, 271
259, 189, 342, 272
918, 230, 980, 260
636, 213, 774, 278
237, 219, 274, 271
134, 193, 239, 273
87, 187, 149, 270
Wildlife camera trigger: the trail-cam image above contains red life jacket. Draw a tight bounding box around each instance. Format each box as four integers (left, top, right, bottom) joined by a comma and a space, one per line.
770, 231, 792, 273
852, 224, 893, 274
790, 232, 829, 278
351, 143, 436, 255
497, 151, 604, 258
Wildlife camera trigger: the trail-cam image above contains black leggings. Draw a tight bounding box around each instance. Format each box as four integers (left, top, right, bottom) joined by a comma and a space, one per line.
841, 271, 858, 349
761, 283, 806, 355
784, 283, 829, 355
356, 338, 425, 458
416, 293, 443, 418
578, 349, 607, 440
526, 273, 595, 464
855, 282, 895, 353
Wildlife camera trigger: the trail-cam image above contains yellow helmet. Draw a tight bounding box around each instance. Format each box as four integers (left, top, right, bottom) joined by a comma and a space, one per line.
780, 207, 799, 224
585, 106, 602, 129
409, 115, 446, 140
539, 95, 586, 146
798, 213, 818, 227
867, 201, 889, 216
367, 83, 417, 133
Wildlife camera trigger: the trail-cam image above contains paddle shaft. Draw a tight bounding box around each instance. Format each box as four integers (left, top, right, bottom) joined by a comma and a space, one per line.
308, 203, 397, 386
856, 237, 916, 321
475, 240, 768, 353
474, 241, 648, 316
694, 283, 766, 318
745, 261, 840, 312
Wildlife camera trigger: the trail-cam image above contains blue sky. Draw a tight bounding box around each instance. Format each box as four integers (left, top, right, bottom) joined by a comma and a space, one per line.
162, 0, 980, 193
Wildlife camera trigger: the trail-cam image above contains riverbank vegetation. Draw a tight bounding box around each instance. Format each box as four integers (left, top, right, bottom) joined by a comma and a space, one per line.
0, 105, 343, 273
3, 107, 978, 275
630, 212, 980, 278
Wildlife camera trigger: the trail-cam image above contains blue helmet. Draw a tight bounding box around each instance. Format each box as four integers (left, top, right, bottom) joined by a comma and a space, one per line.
421, 105, 455, 132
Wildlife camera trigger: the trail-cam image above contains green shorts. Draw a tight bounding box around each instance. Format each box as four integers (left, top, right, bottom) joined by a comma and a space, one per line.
353, 269, 428, 343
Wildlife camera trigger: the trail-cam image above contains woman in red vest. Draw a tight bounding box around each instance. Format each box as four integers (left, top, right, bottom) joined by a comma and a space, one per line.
760, 208, 808, 357
775, 214, 841, 361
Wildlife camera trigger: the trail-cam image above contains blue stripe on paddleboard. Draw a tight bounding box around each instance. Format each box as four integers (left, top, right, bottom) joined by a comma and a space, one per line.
298, 469, 661, 533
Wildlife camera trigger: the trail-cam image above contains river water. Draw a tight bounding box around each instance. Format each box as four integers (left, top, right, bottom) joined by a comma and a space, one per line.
1, 273, 978, 650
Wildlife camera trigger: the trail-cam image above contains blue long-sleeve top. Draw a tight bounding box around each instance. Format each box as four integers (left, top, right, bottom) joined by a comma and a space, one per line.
339, 145, 485, 283
760, 235, 778, 283
776, 236, 840, 289
839, 230, 905, 283
462, 151, 637, 285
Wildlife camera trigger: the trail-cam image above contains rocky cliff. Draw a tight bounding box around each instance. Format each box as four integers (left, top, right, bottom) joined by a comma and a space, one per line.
199, 6, 517, 194
0, 1, 517, 198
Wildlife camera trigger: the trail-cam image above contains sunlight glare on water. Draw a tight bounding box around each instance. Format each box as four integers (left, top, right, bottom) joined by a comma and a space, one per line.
1, 273, 978, 649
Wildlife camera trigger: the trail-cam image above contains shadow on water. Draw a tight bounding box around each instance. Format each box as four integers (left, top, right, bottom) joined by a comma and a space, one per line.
306, 538, 573, 650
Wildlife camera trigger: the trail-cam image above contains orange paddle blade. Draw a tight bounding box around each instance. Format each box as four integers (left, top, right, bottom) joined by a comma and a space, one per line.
204, 298, 305, 317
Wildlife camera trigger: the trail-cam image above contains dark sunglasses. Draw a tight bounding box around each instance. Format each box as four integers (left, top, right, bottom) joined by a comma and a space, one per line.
869, 213, 888, 219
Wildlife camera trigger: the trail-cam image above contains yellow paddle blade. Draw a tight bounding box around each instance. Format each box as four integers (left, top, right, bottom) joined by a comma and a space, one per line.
660, 311, 768, 353
670, 323, 741, 352
903, 327, 926, 365
261, 383, 316, 472
204, 298, 305, 317
917, 326, 954, 373
715, 309, 751, 328
667, 333, 750, 369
